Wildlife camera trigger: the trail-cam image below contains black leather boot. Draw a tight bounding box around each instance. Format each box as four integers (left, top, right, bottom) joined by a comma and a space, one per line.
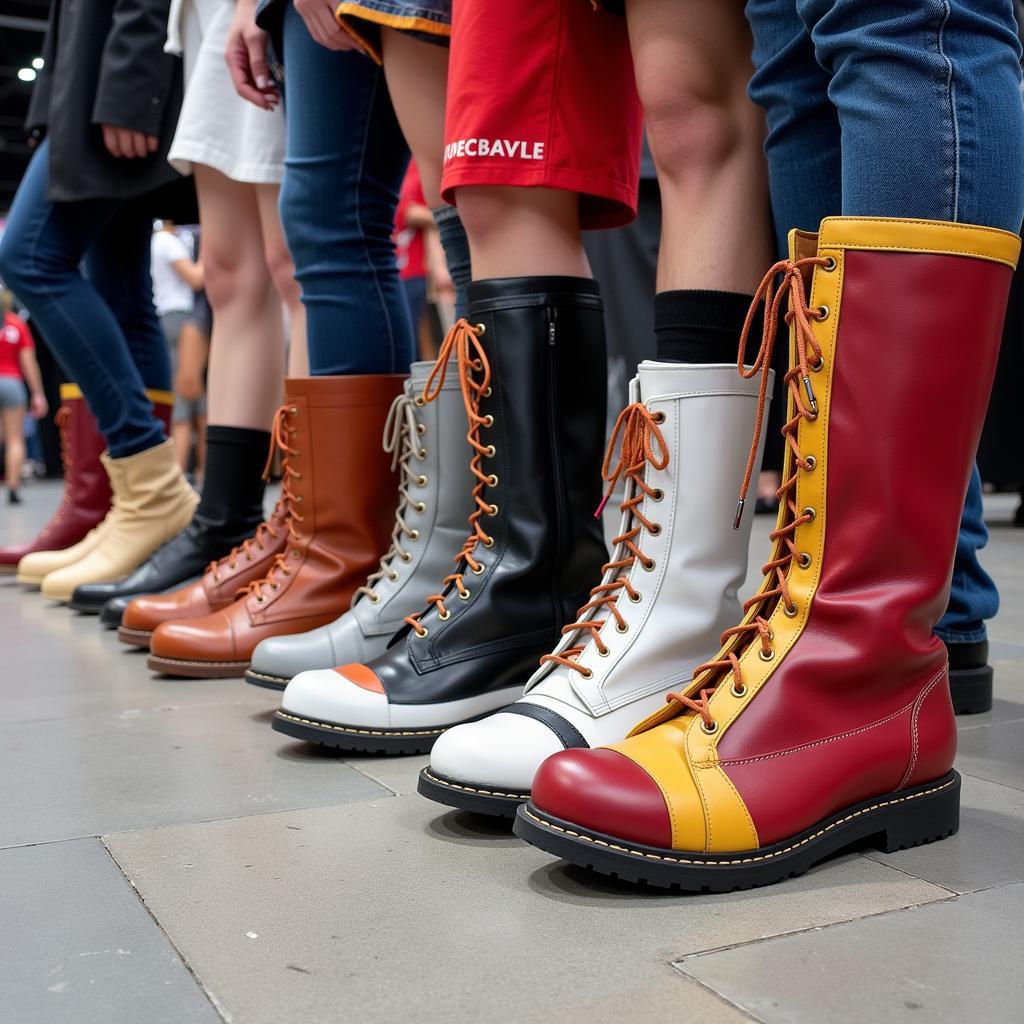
944, 637, 993, 715
70, 425, 270, 614
272, 277, 609, 752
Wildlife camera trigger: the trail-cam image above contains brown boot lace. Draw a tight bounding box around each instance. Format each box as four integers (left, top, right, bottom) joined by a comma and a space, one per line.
540, 402, 668, 678
354, 390, 429, 605
404, 319, 494, 638
666, 255, 830, 731
242, 403, 306, 604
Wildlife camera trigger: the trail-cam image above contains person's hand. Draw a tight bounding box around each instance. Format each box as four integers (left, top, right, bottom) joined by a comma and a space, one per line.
225, 0, 280, 110
294, 0, 363, 52
29, 393, 48, 419
101, 125, 158, 158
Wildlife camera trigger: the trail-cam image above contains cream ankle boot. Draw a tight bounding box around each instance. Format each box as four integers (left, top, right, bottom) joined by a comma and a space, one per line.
40, 440, 198, 602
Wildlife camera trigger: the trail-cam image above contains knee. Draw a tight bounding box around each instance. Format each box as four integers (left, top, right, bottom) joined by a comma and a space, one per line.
262, 235, 299, 306
638, 51, 760, 184
202, 244, 266, 311
455, 187, 531, 251
0, 234, 32, 297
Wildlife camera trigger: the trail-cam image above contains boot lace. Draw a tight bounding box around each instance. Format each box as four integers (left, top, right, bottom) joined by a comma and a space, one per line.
40, 405, 73, 536
354, 390, 428, 605
244, 403, 306, 604
540, 402, 668, 678
404, 319, 494, 638
666, 255, 830, 730
208, 500, 284, 585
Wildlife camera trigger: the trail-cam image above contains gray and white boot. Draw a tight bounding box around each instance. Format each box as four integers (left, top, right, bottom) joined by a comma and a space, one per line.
418, 360, 771, 815
244, 360, 473, 689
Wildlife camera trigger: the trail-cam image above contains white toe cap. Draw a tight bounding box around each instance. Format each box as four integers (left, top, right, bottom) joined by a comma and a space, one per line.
429, 710, 565, 791
281, 667, 389, 728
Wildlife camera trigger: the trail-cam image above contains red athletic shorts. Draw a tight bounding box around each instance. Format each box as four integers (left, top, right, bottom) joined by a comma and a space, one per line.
441, 0, 642, 229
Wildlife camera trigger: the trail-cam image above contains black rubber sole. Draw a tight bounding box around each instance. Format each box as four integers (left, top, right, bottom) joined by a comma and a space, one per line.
271, 708, 446, 755
417, 767, 527, 818
949, 664, 993, 715
68, 599, 104, 615
244, 668, 289, 691
513, 770, 961, 892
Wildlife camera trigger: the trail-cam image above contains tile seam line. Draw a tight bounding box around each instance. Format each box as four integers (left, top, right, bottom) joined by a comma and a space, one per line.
670, 880, 959, 964
668, 965, 767, 1024
97, 836, 233, 1024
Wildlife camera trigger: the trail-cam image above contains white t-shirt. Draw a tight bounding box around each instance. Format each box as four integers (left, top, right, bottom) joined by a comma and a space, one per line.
151, 230, 196, 316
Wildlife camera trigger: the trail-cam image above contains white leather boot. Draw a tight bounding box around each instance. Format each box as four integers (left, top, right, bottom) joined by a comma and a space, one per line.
246, 360, 473, 689
419, 360, 771, 815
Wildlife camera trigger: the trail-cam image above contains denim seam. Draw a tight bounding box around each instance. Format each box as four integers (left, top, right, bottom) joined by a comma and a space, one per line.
355, 66, 398, 374
936, 0, 960, 222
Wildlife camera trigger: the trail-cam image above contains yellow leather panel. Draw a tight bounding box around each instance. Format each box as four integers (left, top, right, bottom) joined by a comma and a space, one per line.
59, 383, 83, 400
145, 389, 176, 407
818, 217, 1021, 270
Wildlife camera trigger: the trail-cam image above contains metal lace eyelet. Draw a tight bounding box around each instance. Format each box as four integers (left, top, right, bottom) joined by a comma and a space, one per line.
701, 719, 719, 735
474, 323, 486, 335
458, 589, 471, 601
815, 305, 829, 320
731, 682, 747, 698
410, 529, 420, 540
289, 406, 298, 415
400, 552, 413, 563
648, 523, 662, 536
651, 488, 664, 502
784, 602, 799, 618
296, 496, 303, 503
487, 504, 499, 517
271, 583, 280, 591
803, 455, 817, 471
628, 592, 642, 604
292, 549, 301, 558
414, 501, 426, 513
652, 411, 666, 424
292, 450, 300, 457
370, 593, 381, 603
482, 536, 495, 548
418, 449, 427, 460
579, 668, 593, 680
414, 396, 426, 407
759, 646, 775, 662
483, 386, 492, 398
438, 608, 451, 621
641, 558, 656, 573
417, 423, 426, 435
417, 474, 428, 486
821, 255, 837, 272
798, 552, 812, 569
811, 357, 825, 372
802, 507, 816, 522
482, 414, 494, 428
484, 445, 496, 458
487, 474, 499, 487
416, 627, 428, 639
256, 596, 265, 603
471, 563, 486, 575
615, 622, 629, 634
597, 646, 610, 658
229, 563, 237, 571
388, 571, 399, 582
246, 555, 253, 563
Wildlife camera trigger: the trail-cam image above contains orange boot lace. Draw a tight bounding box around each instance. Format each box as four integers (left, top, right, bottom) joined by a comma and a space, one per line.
539, 401, 668, 678
666, 255, 830, 731
404, 319, 494, 638
240, 404, 306, 604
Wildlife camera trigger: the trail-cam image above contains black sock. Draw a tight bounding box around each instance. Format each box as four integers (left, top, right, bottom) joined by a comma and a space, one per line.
194, 425, 271, 543
654, 290, 762, 366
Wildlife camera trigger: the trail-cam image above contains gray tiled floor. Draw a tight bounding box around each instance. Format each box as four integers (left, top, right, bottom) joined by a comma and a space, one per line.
3, 482, 1023, 1023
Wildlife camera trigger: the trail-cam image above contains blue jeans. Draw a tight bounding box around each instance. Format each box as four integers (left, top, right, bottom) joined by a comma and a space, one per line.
0, 141, 170, 458
279, 5, 414, 376
746, 0, 1024, 643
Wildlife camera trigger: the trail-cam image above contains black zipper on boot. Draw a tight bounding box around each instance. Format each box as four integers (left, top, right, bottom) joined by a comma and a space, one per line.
546, 307, 568, 625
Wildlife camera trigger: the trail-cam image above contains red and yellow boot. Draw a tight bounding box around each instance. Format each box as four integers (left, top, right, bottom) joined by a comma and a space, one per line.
514, 217, 1020, 891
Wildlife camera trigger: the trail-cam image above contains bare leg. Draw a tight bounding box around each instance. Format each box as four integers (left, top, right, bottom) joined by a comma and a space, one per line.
455, 186, 590, 280
1, 406, 25, 492
628, 0, 773, 294
193, 165, 286, 429
255, 183, 307, 378
171, 420, 192, 471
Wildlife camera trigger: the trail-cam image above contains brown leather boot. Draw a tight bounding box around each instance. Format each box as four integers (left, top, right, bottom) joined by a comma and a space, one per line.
147, 375, 404, 678
117, 503, 288, 649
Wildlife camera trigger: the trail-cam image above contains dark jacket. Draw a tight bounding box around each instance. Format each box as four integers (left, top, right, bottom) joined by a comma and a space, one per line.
27, 0, 185, 203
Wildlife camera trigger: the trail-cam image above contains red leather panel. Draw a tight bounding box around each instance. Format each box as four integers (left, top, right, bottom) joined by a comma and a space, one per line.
904, 668, 958, 788
532, 748, 672, 848
719, 249, 1012, 835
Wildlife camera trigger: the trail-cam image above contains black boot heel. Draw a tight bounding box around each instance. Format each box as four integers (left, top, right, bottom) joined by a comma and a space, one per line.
949, 664, 993, 715
875, 771, 961, 853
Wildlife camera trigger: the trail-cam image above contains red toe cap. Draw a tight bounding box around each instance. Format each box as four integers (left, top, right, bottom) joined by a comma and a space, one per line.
532, 748, 671, 848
